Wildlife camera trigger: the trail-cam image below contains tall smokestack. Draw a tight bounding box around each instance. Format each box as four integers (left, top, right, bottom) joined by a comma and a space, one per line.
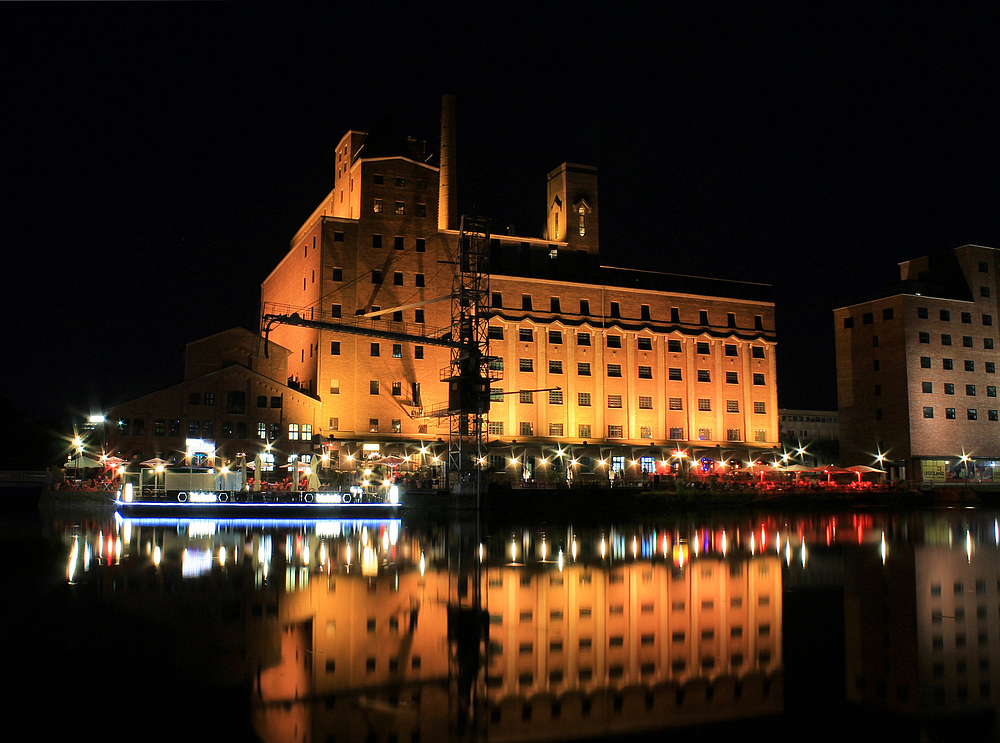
438, 94, 457, 232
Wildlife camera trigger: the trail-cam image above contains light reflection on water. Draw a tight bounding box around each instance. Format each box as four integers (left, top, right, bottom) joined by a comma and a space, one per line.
37, 509, 1000, 741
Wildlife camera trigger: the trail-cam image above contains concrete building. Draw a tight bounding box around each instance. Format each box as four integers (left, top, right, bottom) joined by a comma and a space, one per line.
104, 327, 321, 467
777, 408, 840, 466
834, 245, 1000, 485
260, 100, 780, 480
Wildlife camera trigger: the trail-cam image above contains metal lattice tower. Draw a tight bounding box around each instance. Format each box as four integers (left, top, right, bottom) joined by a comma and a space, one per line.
444, 216, 493, 496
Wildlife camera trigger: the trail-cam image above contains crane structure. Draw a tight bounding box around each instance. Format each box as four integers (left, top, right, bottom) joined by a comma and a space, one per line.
260, 216, 499, 498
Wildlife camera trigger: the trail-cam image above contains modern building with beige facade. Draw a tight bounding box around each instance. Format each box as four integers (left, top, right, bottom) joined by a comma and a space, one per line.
834, 244, 1000, 485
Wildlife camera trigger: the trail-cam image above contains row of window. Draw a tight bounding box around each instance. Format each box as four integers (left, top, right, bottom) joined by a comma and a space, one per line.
371, 174, 427, 189
494, 294, 766, 330
510, 389, 767, 412
372, 199, 427, 217
921, 408, 999, 421
917, 306, 993, 321
115, 418, 314, 442
332, 342, 425, 359
489, 422, 768, 441
333, 267, 427, 285
330, 232, 427, 253
512, 359, 766, 384
493, 326, 768, 358
920, 382, 997, 396
844, 301, 994, 329
916, 333, 995, 348
919, 357, 997, 373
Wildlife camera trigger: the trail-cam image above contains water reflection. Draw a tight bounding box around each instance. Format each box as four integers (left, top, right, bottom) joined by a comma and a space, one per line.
46, 509, 1000, 741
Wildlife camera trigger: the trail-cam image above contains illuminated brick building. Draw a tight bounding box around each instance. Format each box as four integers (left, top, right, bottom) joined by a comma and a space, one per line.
834, 245, 1000, 485
260, 101, 780, 477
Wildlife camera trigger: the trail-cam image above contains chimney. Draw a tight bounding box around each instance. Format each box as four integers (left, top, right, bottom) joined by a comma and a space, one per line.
438, 94, 457, 231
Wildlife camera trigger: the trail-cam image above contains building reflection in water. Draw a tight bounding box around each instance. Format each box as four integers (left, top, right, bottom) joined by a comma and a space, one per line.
56, 514, 789, 741
843, 514, 1000, 738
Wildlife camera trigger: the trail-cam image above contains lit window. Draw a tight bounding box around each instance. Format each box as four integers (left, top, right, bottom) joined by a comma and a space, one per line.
373, 198, 383, 213
288, 423, 300, 441
549, 389, 563, 404
608, 425, 623, 438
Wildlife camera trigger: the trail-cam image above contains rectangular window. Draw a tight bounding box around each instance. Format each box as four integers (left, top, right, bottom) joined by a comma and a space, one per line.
549, 389, 563, 405
522, 294, 533, 310
697, 341, 710, 354
416, 238, 426, 252
638, 365, 652, 379
370, 343, 380, 357
372, 270, 382, 284
578, 362, 591, 376
549, 360, 563, 374
727, 400, 739, 413
394, 201, 405, 215
727, 429, 741, 441
414, 309, 425, 323
754, 401, 766, 414
391, 419, 401, 433
945, 383, 955, 395
549, 423, 564, 436
966, 360, 975, 371
669, 398, 683, 410
942, 334, 952, 345
924, 407, 934, 418
415, 273, 425, 287
227, 391, 245, 414
608, 425, 623, 438
944, 358, 954, 370
668, 368, 682, 381
369, 419, 379, 433
941, 309, 951, 321
669, 427, 684, 439
698, 427, 712, 440
963, 336, 974, 348
288, 423, 299, 441
519, 422, 533, 436
491, 291, 502, 308
370, 380, 379, 395
415, 346, 424, 359
519, 328, 533, 342
922, 381, 933, 393
330, 341, 340, 356
967, 384, 977, 396
519, 358, 533, 372
844, 316, 854, 329
548, 330, 563, 344
917, 306, 929, 318
607, 364, 622, 377
753, 373, 765, 385
698, 398, 711, 411
698, 369, 711, 382
988, 386, 997, 397
668, 339, 681, 353
488, 421, 504, 436
488, 325, 504, 340
919, 332, 930, 344
726, 371, 738, 384
607, 334, 622, 348
394, 235, 404, 250
578, 424, 591, 438
577, 332, 591, 346
920, 356, 931, 368
639, 396, 653, 409
608, 395, 622, 408
946, 407, 957, 419
520, 390, 534, 404
638, 337, 652, 350
580, 299, 590, 315
391, 381, 402, 396
962, 312, 973, 324
578, 392, 591, 407
550, 297, 561, 313
883, 308, 894, 320
610, 302, 621, 318
968, 409, 978, 420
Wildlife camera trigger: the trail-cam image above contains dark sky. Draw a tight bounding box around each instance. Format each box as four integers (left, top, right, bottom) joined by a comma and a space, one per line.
5, 3, 999, 423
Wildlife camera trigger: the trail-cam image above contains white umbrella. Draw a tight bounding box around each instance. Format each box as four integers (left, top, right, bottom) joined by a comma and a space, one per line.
253, 455, 262, 491
140, 457, 171, 468
307, 470, 320, 491
66, 455, 102, 469
291, 463, 299, 492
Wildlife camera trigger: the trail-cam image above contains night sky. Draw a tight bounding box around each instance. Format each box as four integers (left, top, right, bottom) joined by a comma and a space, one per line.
5, 3, 999, 424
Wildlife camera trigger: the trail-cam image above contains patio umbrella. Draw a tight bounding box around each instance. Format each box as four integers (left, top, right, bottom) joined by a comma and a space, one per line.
846, 464, 886, 482
291, 463, 299, 492
239, 455, 247, 491
140, 457, 171, 468
66, 455, 102, 469
307, 470, 320, 491
253, 455, 262, 491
